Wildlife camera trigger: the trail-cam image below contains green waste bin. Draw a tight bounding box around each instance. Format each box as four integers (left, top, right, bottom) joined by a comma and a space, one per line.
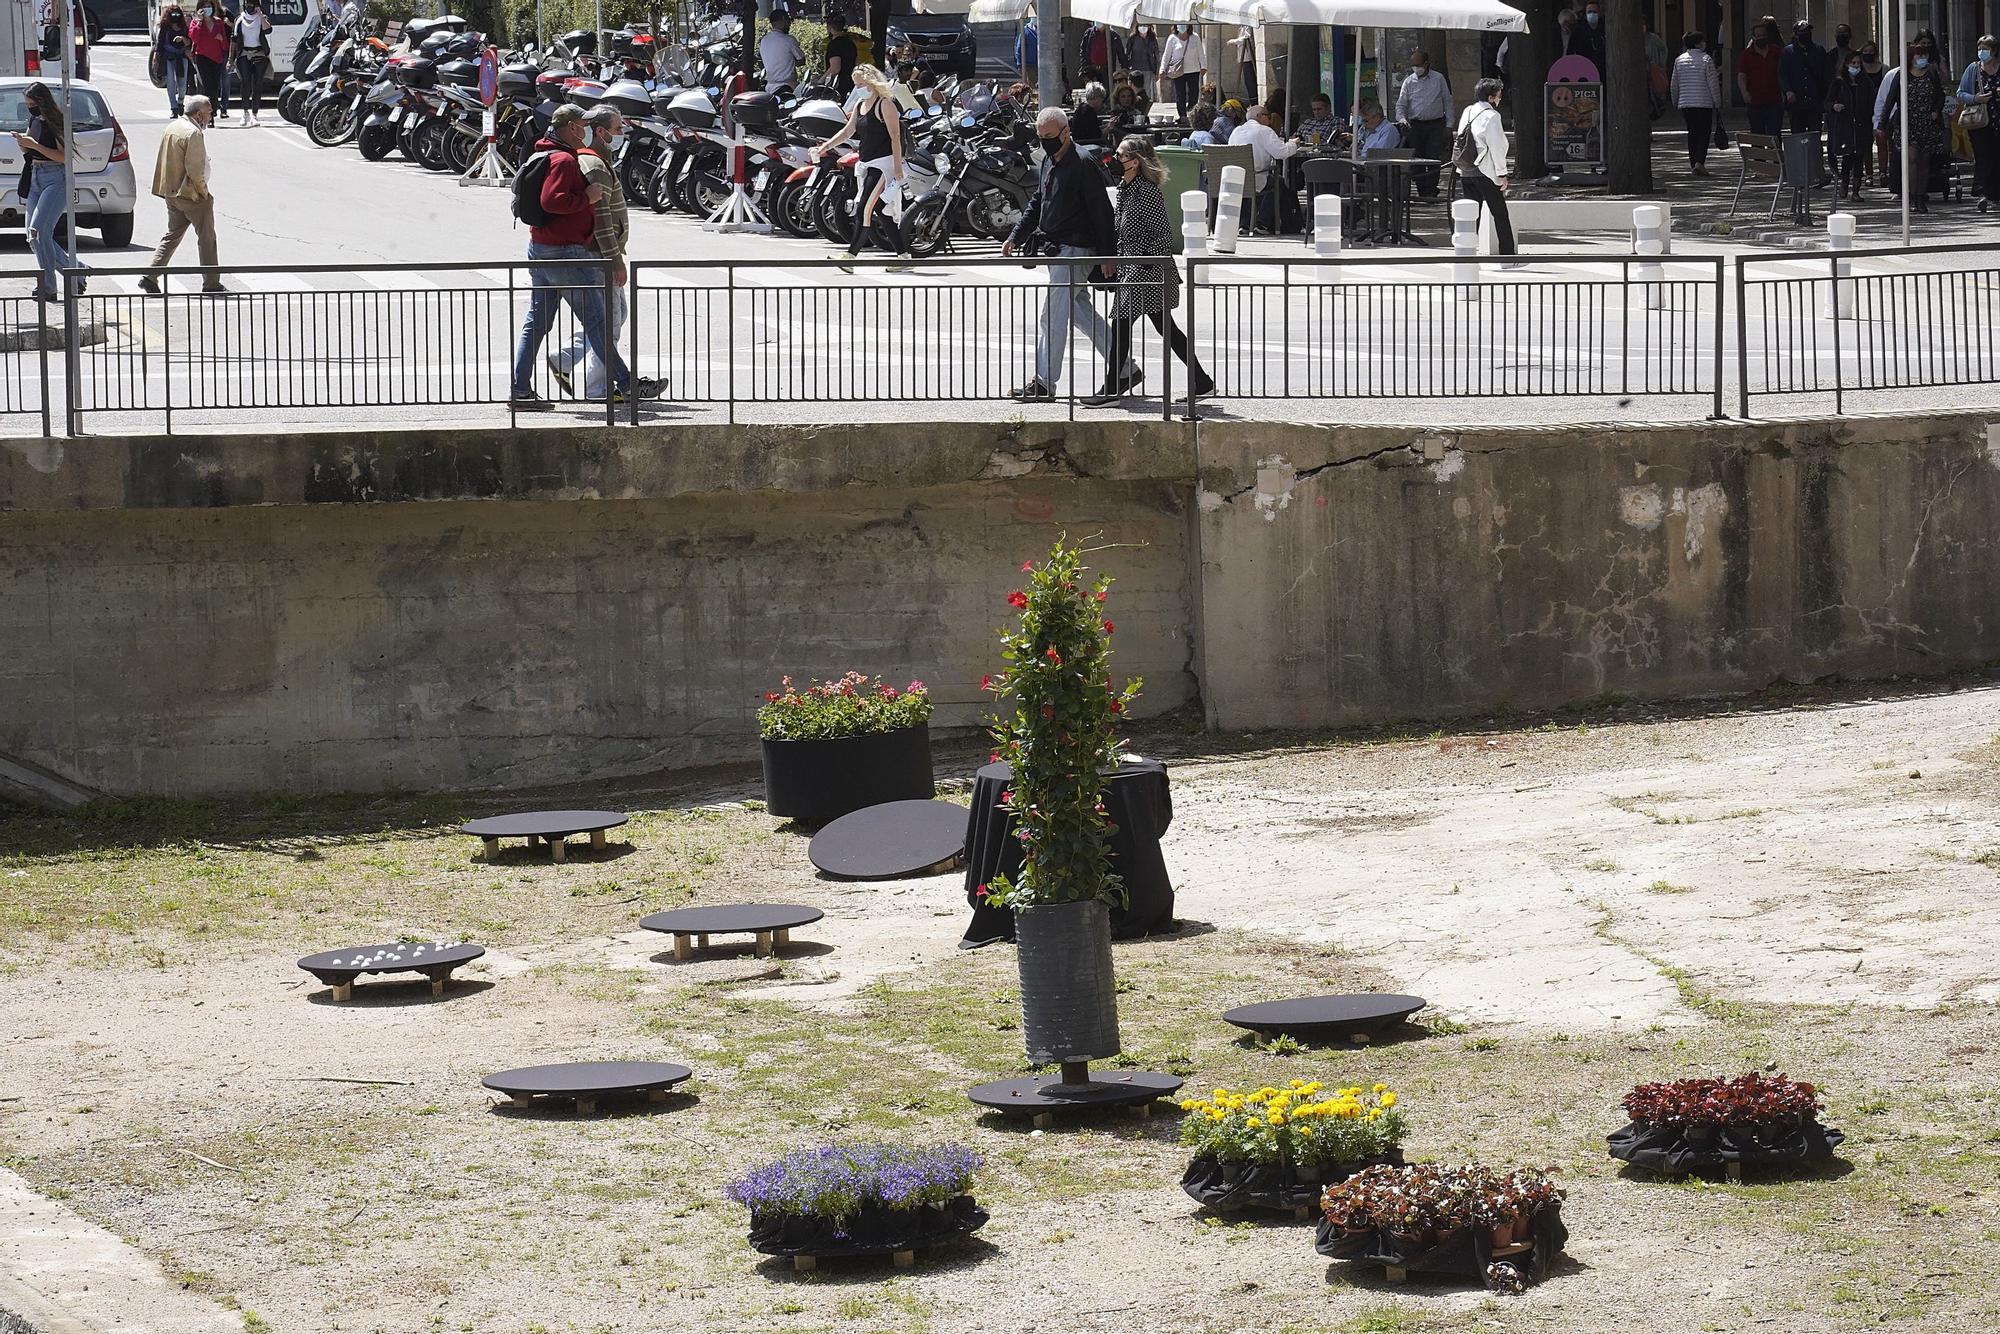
1156, 145, 1203, 249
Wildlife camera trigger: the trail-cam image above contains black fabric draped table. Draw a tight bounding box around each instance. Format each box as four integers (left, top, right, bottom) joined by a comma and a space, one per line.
959, 758, 1175, 948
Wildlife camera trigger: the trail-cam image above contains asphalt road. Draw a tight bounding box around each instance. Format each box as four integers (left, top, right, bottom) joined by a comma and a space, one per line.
0, 39, 1990, 437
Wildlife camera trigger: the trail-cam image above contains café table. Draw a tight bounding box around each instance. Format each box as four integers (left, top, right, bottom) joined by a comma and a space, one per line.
1353, 156, 1442, 245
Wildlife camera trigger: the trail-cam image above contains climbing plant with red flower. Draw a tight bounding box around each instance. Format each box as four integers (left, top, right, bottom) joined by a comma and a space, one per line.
979, 539, 1142, 909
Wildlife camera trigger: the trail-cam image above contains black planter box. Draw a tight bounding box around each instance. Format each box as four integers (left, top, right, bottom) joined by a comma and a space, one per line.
1606, 1117, 1845, 1177
1181, 1149, 1405, 1213
1314, 1202, 1568, 1287
745, 1195, 988, 1259
1015, 900, 1120, 1063
760, 722, 934, 828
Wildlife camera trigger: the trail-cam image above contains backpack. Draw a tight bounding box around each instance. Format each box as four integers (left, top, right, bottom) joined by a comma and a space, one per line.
512, 149, 562, 227
1452, 112, 1482, 170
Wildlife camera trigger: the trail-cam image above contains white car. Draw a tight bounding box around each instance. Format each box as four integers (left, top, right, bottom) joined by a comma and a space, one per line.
0, 76, 135, 245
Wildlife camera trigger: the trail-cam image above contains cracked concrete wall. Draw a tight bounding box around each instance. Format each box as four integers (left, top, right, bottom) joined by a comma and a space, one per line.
0, 482, 1197, 796
1194, 417, 2000, 729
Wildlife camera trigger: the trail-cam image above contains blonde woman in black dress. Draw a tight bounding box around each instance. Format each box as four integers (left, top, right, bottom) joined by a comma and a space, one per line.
1085, 136, 1212, 407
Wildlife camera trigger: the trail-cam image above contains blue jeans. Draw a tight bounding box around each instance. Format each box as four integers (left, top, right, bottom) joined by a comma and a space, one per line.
511, 242, 628, 396
1034, 244, 1128, 388
163, 55, 186, 114
26, 163, 83, 298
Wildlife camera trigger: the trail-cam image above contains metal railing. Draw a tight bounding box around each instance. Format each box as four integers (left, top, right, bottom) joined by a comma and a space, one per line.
7, 245, 2000, 436
1737, 243, 2000, 417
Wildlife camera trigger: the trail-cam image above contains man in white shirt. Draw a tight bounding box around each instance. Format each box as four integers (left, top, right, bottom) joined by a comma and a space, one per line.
759, 10, 804, 92
1393, 49, 1453, 198
1228, 103, 1298, 230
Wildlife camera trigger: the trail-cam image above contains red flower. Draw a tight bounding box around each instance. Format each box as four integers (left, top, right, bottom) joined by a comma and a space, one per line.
1094, 590, 1108, 603
1110, 699, 1124, 714
1102, 620, 1114, 634
990, 751, 1001, 763
1045, 648, 1062, 664
1020, 560, 1034, 572
763, 692, 780, 702
1007, 590, 1029, 609
980, 674, 994, 691
1000, 789, 1013, 803
975, 883, 989, 899
908, 680, 924, 692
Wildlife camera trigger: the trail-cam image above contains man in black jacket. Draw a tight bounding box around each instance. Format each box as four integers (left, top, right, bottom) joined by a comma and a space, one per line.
1004, 107, 1134, 402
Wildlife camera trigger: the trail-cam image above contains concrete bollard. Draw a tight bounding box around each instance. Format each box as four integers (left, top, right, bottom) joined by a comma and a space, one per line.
1314, 194, 1342, 259
1826, 211, 1856, 318
1452, 198, 1481, 298
1632, 204, 1665, 311
1181, 189, 1208, 257
1212, 165, 1246, 255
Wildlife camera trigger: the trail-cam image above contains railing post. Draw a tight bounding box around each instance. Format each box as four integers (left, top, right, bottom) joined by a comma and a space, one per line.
62, 268, 79, 437
1825, 212, 1856, 319
163, 280, 173, 436
628, 261, 641, 425
1633, 204, 1665, 312
602, 259, 616, 427
1212, 165, 1246, 255
726, 265, 735, 426
1734, 257, 1750, 419
1184, 254, 1201, 423
1710, 257, 1726, 420
1451, 199, 1480, 301
1180, 189, 1208, 257
1828, 249, 1845, 416
36, 290, 49, 439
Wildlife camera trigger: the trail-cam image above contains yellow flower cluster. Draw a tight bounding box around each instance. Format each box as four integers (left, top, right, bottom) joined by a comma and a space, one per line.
1178, 1079, 1398, 1128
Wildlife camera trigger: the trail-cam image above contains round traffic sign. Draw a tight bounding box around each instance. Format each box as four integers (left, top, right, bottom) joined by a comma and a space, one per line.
478, 46, 498, 107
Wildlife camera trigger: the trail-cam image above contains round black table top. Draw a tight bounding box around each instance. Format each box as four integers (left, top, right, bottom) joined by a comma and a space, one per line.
638, 903, 825, 935
460, 810, 629, 838
967, 1070, 1184, 1112
481, 1060, 693, 1098
808, 799, 967, 880
297, 942, 485, 978
1221, 994, 1428, 1037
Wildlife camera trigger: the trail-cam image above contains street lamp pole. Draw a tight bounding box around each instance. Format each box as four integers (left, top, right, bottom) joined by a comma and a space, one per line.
61, 0, 75, 293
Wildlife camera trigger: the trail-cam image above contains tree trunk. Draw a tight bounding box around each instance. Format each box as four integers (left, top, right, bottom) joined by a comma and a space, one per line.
1510, 1, 1554, 179
1604, 0, 1652, 191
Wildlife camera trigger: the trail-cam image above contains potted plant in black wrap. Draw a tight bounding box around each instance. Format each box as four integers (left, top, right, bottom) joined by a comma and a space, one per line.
757, 672, 934, 827
979, 540, 1143, 1089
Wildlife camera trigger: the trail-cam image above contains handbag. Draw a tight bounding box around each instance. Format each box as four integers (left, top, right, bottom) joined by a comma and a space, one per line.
149, 49, 162, 79
1714, 120, 1730, 150
1962, 102, 1990, 130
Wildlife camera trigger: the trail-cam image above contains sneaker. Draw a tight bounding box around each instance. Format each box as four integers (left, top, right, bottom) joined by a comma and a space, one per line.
1116, 367, 1145, 394
545, 358, 574, 398
830, 252, 856, 273
508, 389, 554, 412
614, 377, 666, 402
137, 275, 161, 295
1189, 375, 1215, 399
886, 253, 915, 272
1080, 385, 1124, 408
197, 285, 227, 296
1009, 379, 1055, 403
250, 112, 261, 126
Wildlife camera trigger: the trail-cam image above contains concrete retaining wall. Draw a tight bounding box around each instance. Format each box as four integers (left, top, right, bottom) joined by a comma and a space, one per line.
4, 414, 1998, 796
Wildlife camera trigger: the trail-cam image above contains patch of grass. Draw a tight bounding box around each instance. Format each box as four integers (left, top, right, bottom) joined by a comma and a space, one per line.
1582, 858, 1618, 872
1645, 880, 1694, 895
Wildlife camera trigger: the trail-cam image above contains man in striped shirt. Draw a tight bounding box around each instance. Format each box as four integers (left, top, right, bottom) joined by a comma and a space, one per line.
1394, 50, 1453, 199
549, 105, 631, 401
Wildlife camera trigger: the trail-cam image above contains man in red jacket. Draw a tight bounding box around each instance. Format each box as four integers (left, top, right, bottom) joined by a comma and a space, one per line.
510, 104, 660, 411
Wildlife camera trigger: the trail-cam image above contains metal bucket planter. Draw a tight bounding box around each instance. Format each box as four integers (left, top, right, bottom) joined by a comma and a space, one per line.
1015, 899, 1120, 1064
760, 722, 934, 827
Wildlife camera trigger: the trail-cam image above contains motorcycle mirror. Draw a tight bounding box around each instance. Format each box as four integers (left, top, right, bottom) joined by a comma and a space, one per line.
959, 114, 974, 127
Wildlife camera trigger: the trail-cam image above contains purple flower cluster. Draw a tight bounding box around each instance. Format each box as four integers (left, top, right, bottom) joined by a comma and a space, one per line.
725, 1144, 982, 1222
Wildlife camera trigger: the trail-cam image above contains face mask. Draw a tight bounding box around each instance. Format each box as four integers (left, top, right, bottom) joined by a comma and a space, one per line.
1915, 56, 1929, 69
1175, 25, 1188, 34
1585, 11, 1598, 25
1984, 49, 1996, 61
1848, 64, 1862, 76
1038, 134, 1061, 153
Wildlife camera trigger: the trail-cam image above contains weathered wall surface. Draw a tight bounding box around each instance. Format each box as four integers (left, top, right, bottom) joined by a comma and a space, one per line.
1194, 416, 2000, 728
5, 414, 1999, 796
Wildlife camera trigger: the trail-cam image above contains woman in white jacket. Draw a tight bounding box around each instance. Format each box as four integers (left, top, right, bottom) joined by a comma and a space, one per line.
1454, 78, 1516, 256
1159, 23, 1206, 118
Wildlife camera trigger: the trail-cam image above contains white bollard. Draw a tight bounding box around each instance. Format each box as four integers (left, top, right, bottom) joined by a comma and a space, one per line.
1452, 198, 1481, 299
1212, 164, 1247, 255
1632, 204, 1665, 312
1314, 194, 1342, 260
1180, 189, 1208, 257
1826, 211, 1856, 318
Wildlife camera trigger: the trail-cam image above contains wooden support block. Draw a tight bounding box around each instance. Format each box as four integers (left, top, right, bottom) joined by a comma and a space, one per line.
430, 976, 446, 997
673, 934, 691, 961
1384, 1265, 1408, 1284
792, 1255, 816, 1272
648, 1088, 671, 1105
505, 1095, 536, 1110
330, 981, 353, 1002
1725, 1162, 1743, 1183
482, 837, 501, 858
549, 837, 566, 863
697, 933, 710, 950
755, 930, 773, 957
1256, 1030, 1274, 1043
590, 829, 606, 849
575, 1096, 597, 1116
1031, 1112, 1054, 1129
892, 1249, 914, 1269
1350, 1032, 1372, 1045
1131, 1101, 1152, 1119
775, 928, 791, 947
1293, 1205, 1313, 1221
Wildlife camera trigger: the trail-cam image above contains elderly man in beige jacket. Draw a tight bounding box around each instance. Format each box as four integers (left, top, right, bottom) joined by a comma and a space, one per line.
140, 93, 223, 295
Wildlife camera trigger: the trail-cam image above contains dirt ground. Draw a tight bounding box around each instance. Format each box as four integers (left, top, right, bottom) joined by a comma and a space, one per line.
2, 677, 1999, 1334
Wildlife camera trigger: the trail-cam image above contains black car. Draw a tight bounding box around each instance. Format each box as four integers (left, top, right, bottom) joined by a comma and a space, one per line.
885, 12, 975, 79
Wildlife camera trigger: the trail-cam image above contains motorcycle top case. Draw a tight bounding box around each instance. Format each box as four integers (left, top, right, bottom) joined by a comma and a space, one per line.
601, 79, 654, 118
729, 91, 782, 133
665, 87, 718, 130
389, 58, 438, 89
